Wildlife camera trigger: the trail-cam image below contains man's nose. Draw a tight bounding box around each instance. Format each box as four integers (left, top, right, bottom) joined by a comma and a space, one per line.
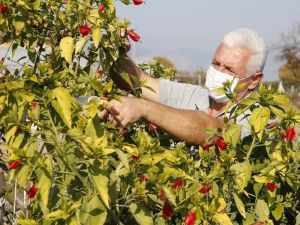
216, 64, 227, 73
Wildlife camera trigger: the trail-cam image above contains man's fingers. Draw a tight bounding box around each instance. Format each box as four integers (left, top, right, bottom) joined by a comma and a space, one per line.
118, 128, 128, 137
120, 117, 130, 128
120, 28, 131, 53
110, 106, 120, 116
120, 28, 126, 37
99, 108, 109, 121
106, 108, 124, 128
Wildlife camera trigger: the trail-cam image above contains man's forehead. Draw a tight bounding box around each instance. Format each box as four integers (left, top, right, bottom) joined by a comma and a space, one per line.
213, 44, 250, 67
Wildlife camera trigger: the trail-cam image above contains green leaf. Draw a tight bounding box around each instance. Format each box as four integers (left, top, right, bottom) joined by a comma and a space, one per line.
79, 196, 107, 225
38, 170, 52, 209
116, 149, 129, 170
129, 203, 154, 225
93, 28, 102, 48
270, 106, 284, 117
103, 81, 113, 93
85, 118, 103, 139
60, 36, 74, 64
12, 19, 25, 35
162, 186, 177, 207
75, 37, 87, 54
230, 161, 252, 190
296, 213, 300, 225
49, 87, 72, 128
271, 204, 284, 221
273, 95, 292, 109
140, 151, 177, 165
17, 219, 39, 225
224, 124, 241, 147
250, 107, 270, 141
90, 163, 110, 208
44, 210, 65, 220
84, 101, 98, 118
255, 199, 269, 221
233, 193, 246, 219
17, 164, 30, 188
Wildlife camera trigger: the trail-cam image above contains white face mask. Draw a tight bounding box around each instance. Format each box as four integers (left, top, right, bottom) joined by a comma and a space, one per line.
205, 66, 245, 103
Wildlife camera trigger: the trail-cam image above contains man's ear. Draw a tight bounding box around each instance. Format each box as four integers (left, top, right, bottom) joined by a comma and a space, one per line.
249, 72, 263, 90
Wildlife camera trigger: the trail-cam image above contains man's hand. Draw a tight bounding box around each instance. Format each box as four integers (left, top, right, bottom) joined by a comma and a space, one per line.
101, 96, 144, 128
120, 28, 131, 54
99, 96, 223, 145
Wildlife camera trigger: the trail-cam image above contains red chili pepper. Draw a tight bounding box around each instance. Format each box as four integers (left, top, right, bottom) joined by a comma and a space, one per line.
266, 182, 276, 192
204, 144, 210, 152
184, 211, 197, 225
97, 69, 103, 77
285, 127, 295, 142
132, 155, 139, 160
141, 175, 148, 183
0, 5, 8, 13
127, 30, 141, 42
148, 123, 157, 132
8, 160, 21, 170
216, 137, 227, 151
171, 178, 183, 190
133, 0, 144, 5
31, 101, 37, 109
199, 185, 211, 194
15, 127, 22, 135
162, 201, 173, 219
79, 25, 92, 36
27, 185, 39, 198
98, 4, 105, 13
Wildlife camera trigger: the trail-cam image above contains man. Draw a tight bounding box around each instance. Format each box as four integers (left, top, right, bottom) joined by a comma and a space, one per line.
104, 28, 268, 145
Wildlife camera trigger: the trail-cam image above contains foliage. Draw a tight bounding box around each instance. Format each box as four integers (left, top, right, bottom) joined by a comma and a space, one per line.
276, 22, 300, 83
0, 1, 300, 225
152, 56, 176, 70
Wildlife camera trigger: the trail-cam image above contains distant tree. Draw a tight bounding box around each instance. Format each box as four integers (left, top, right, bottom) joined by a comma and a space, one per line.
152, 56, 176, 70
276, 23, 300, 84
176, 69, 206, 85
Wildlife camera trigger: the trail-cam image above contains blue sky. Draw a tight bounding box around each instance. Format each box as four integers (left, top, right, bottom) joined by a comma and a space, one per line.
116, 0, 300, 80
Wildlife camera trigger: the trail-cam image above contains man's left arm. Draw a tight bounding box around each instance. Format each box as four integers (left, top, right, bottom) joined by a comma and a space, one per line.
105, 96, 223, 145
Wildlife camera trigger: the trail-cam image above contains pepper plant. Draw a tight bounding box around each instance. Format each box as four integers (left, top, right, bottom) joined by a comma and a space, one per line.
0, 1, 300, 225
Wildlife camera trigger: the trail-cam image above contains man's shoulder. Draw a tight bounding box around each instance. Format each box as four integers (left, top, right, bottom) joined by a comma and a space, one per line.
159, 78, 209, 111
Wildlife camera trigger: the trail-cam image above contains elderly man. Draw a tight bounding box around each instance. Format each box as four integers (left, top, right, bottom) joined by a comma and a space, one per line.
106, 28, 268, 145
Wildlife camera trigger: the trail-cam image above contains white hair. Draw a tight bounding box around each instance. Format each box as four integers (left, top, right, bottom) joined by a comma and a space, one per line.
223, 28, 268, 76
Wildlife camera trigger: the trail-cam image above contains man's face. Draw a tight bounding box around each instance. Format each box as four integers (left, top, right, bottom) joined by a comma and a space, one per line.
211, 43, 250, 79
209, 43, 257, 94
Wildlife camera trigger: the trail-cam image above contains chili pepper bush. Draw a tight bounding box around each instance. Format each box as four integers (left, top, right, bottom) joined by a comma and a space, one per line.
0, 1, 299, 225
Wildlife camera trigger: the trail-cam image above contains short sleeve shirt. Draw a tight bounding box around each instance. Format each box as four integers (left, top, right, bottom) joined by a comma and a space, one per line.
159, 78, 251, 138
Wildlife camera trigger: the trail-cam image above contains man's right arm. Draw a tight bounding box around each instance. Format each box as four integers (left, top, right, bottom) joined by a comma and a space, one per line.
110, 54, 160, 103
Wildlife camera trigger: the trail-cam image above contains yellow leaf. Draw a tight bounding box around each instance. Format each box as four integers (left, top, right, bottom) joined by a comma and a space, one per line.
273, 95, 292, 109
92, 171, 110, 208
17, 219, 39, 225
250, 107, 270, 141
38, 171, 52, 209
93, 28, 102, 48
49, 87, 72, 128
129, 203, 154, 225
230, 161, 252, 190
253, 175, 268, 183
233, 193, 246, 218
213, 213, 233, 225
75, 37, 87, 54
60, 37, 74, 64
12, 20, 25, 35
44, 210, 65, 219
